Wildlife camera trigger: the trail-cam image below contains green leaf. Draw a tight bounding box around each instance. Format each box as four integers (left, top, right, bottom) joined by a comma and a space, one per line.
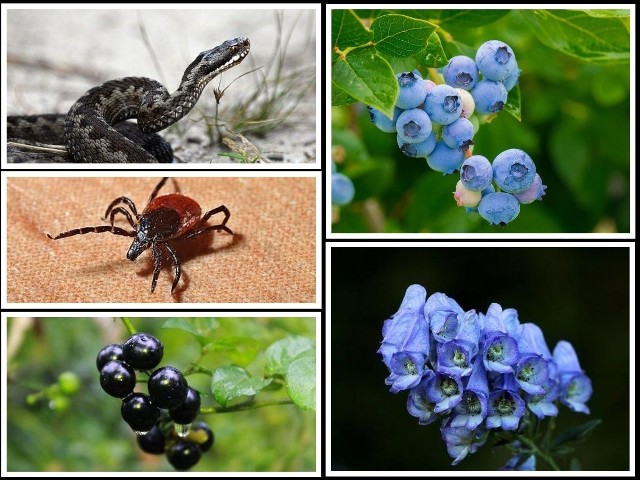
389, 9, 509, 28
163, 318, 218, 346
203, 336, 263, 367
551, 419, 603, 448
332, 9, 372, 49
371, 14, 437, 58
210, 365, 272, 408
504, 85, 522, 122
331, 85, 357, 106
286, 356, 316, 411
573, 9, 630, 18
265, 336, 315, 376
519, 10, 630, 64
332, 46, 398, 117
421, 31, 448, 67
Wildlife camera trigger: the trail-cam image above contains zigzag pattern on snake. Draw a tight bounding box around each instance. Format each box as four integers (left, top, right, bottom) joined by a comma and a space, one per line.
7, 37, 250, 163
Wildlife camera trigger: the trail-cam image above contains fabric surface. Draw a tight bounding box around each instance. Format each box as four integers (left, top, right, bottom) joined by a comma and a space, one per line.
6, 176, 316, 304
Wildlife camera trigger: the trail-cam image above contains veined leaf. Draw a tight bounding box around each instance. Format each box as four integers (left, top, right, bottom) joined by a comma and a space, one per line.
286, 356, 316, 411
332, 46, 397, 117
265, 335, 315, 377
384, 9, 509, 28
332, 9, 372, 49
422, 31, 448, 67
331, 85, 357, 106
504, 85, 522, 122
210, 365, 272, 408
371, 14, 437, 58
520, 9, 629, 64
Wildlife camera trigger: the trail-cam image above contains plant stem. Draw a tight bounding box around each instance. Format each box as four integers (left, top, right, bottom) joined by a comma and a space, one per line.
120, 318, 137, 336
199, 399, 294, 414
517, 434, 561, 471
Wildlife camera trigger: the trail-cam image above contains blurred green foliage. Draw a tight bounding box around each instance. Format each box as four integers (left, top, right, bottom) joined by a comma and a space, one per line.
6, 317, 316, 472
331, 9, 630, 233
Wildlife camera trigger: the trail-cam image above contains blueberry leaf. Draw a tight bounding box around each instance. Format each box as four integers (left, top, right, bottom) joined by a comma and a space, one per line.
332, 85, 357, 106
371, 14, 438, 58
210, 365, 272, 408
519, 9, 630, 64
265, 335, 315, 377
504, 85, 521, 122
332, 9, 372, 49
392, 9, 510, 29
286, 355, 316, 411
332, 46, 397, 117
421, 31, 448, 67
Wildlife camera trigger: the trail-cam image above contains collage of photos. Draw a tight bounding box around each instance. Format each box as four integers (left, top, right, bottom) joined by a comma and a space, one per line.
0, 4, 635, 477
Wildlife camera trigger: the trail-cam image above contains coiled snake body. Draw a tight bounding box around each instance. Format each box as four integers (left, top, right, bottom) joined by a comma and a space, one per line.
7, 37, 250, 163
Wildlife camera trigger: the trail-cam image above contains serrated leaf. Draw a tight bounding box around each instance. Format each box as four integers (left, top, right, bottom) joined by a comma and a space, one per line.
265, 336, 315, 376
371, 14, 437, 58
332, 9, 372, 49
210, 365, 272, 408
203, 336, 263, 367
422, 31, 448, 67
332, 46, 397, 117
163, 318, 218, 345
331, 84, 358, 106
286, 356, 316, 411
520, 10, 629, 64
504, 85, 522, 121
551, 419, 602, 448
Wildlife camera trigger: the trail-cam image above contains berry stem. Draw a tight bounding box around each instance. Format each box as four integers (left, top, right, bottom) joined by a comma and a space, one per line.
199, 399, 294, 414
120, 317, 137, 336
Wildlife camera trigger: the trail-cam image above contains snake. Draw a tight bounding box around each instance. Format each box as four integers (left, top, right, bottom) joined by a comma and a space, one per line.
7, 37, 250, 163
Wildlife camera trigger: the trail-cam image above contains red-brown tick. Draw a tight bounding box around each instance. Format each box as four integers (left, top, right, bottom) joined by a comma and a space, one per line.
46, 177, 233, 293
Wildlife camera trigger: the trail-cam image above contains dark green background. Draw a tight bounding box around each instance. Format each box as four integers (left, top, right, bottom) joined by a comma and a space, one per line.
330, 246, 630, 470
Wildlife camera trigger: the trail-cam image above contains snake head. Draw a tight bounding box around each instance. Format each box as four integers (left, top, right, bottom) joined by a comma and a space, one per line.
185, 37, 251, 82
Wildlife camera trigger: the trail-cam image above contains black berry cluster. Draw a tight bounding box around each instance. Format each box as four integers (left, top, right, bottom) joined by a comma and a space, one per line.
96, 332, 214, 470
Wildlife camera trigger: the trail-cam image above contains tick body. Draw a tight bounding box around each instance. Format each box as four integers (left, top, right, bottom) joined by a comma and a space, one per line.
47, 178, 233, 293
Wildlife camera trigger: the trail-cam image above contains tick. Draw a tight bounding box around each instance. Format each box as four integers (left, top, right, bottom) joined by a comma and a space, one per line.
47, 177, 233, 293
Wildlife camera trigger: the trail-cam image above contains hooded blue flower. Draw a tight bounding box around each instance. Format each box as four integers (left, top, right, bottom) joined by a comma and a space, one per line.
426, 373, 463, 413
441, 425, 488, 465
482, 332, 519, 373
553, 341, 592, 414
501, 453, 536, 471
526, 379, 559, 419
436, 340, 476, 377
483, 303, 521, 337
515, 354, 549, 395
378, 285, 430, 370
424, 293, 465, 343
450, 357, 489, 430
385, 352, 428, 393
486, 389, 526, 430
407, 371, 439, 425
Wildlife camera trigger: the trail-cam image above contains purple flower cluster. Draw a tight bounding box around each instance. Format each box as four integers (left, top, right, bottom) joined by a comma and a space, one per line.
378, 284, 592, 465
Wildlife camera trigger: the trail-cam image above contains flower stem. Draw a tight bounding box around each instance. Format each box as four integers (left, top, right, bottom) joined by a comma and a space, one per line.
120, 318, 137, 336
200, 399, 294, 414
516, 434, 561, 471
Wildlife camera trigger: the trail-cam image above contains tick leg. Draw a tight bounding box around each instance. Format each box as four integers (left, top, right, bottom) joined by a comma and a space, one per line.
106, 207, 137, 228
163, 243, 181, 293
200, 205, 231, 227
148, 177, 170, 204
104, 196, 138, 221
177, 223, 233, 240
47, 225, 135, 240
150, 242, 164, 293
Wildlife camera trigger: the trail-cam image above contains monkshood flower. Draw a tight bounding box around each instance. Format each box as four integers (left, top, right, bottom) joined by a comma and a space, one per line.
378, 284, 595, 470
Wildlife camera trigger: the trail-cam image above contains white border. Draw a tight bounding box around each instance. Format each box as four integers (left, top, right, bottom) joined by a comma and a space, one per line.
325, 241, 635, 476
1, 3, 320, 170
1, 311, 321, 476
0, 171, 322, 309
326, 4, 636, 239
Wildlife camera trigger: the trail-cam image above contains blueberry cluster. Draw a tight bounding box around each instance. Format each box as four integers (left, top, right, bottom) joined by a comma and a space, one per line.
365, 40, 546, 225
331, 160, 355, 206
97, 333, 214, 470
378, 285, 592, 466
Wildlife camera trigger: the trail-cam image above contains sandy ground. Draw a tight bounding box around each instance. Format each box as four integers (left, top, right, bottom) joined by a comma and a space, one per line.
5, 7, 317, 164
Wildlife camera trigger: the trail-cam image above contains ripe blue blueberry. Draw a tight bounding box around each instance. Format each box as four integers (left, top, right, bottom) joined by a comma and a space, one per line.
332, 172, 355, 206
478, 192, 521, 226
424, 84, 462, 125
471, 80, 507, 115
368, 106, 402, 133
492, 149, 537, 194
396, 108, 432, 144
442, 118, 475, 151
460, 155, 493, 191
443, 55, 479, 91
503, 60, 521, 91
396, 71, 428, 109
514, 174, 546, 204
475, 40, 517, 82
426, 141, 465, 174
397, 131, 437, 158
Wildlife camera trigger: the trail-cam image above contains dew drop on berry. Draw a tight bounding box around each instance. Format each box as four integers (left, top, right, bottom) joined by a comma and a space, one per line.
133, 430, 151, 436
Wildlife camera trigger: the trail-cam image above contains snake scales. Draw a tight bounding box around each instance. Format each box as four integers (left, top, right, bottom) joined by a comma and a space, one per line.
7, 37, 250, 163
